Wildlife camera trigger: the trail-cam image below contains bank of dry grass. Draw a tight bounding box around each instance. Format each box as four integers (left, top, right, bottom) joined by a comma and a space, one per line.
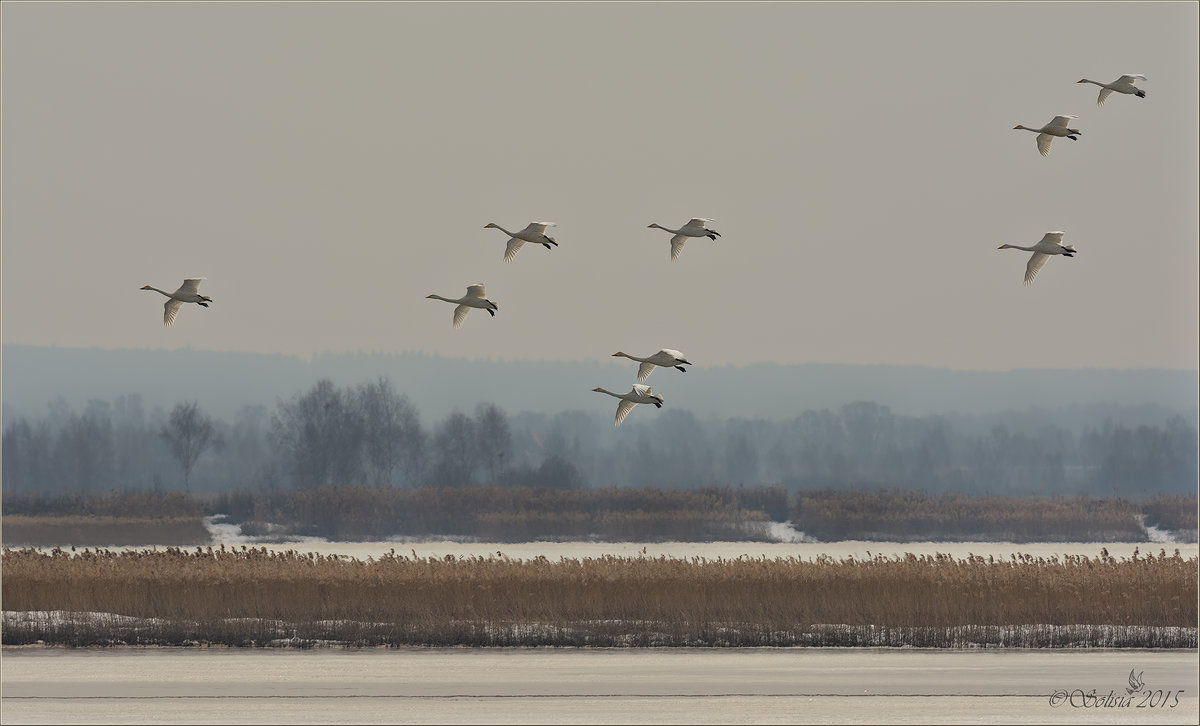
791, 490, 1155, 542
0, 516, 210, 548
2, 546, 1194, 647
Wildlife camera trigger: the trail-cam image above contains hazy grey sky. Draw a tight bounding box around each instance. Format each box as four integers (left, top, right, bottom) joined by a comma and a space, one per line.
3, 2, 1197, 372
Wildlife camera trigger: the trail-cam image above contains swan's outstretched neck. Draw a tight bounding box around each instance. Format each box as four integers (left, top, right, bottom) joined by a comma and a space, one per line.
997, 244, 1035, 252
141, 285, 170, 297
612, 352, 641, 362
1077, 78, 1101, 86
486, 223, 514, 237
426, 294, 454, 303
592, 387, 619, 398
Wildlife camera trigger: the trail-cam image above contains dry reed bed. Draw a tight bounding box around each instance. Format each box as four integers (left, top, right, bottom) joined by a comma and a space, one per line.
791, 491, 1159, 542
3, 546, 1195, 647
0, 516, 210, 548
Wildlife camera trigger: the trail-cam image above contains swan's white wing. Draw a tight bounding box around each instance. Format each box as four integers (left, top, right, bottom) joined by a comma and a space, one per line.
452, 304, 471, 329
504, 238, 527, 262
176, 278, 204, 295
1096, 87, 1114, 106
1118, 74, 1147, 83
632, 384, 653, 397
670, 235, 687, 261
1036, 133, 1053, 157
1040, 232, 1065, 246
465, 284, 487, 299
1047, 115, 1077, 129
1024, 252, 1050, 286
614, 399, 636, 426
527, 222, 556, 232
637, 361, 656, 382
163, 299, 183, 327
686, 218, 714, 227
659, 349, 684, 360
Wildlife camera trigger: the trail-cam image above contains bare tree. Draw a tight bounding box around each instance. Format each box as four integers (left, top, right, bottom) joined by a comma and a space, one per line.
474, 403, 511, 485
271, 379, 364, 489
430, 411, 477, 487
357, 378, 424, 487
161, 401, 219, 492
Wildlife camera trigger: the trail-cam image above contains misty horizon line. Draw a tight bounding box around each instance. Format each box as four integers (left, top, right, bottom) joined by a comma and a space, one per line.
3, 343, 1196, 375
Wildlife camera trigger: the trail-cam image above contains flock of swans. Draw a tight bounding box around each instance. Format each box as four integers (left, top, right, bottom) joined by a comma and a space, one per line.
1001, 73, 1147, 286
141, 73, 1148, 424
425, 219, 711, 425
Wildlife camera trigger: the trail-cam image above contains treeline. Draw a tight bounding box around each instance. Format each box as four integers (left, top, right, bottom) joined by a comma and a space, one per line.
3, 546, 1195, 647
2, 378, 1196, 498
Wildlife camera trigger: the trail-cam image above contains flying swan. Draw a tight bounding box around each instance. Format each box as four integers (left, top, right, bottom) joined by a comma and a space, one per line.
647, 218, 720, 261
1078, 75, 1147, 106
997, 231, 1076, 286
484, 222, 558, 263
592, 384, 664, 426
140, 278, 211, 326
427, 284, 498, 328
1013, 115, 1082, 157
612, 349, 692, 382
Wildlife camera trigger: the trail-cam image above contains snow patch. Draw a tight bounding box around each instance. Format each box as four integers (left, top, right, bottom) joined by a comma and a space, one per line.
1137, 514, 1179, 544
765, 521, 816, 543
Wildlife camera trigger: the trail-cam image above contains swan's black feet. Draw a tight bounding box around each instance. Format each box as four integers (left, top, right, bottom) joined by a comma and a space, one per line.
488, 309, 496, 317
653, 402, 663, 408
198, 302, 209, 308
1136, 91, 1146, 98
1067, 136, 1078, 141
675, 366, 687, 373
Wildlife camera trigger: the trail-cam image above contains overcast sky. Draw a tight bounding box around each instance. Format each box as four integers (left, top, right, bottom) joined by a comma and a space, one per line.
3, 1, 1197, 372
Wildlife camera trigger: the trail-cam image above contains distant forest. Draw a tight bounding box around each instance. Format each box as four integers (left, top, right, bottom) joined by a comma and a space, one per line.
2, 377, 1196, 499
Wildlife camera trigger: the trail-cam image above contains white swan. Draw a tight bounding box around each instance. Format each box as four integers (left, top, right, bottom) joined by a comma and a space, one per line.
484, 222, 558, 262
1078, 75, 1147, 106
1013, 115, 1082, 157
426, 284, 498, 328
612, 349, 692, 382
997, 231, 1076, 286
647, 218, 720, 261
592, 384, 664, 426
140, 278, 211, 326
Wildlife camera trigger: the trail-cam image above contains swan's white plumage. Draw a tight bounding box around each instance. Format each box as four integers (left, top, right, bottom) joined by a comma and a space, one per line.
486, 221, 559, 262
1079, 75, 1147, 106
141, 277, 211, 327
1014, 115, 1081, 157
427, 284, 498, 328
648, 218, 721, 261
998, 231, 1076, 286
593, 383, 664, 426
613, 349, 692, 382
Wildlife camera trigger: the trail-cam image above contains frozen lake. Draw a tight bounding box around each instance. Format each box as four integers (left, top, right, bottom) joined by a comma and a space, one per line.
2, 647, 1196, 724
